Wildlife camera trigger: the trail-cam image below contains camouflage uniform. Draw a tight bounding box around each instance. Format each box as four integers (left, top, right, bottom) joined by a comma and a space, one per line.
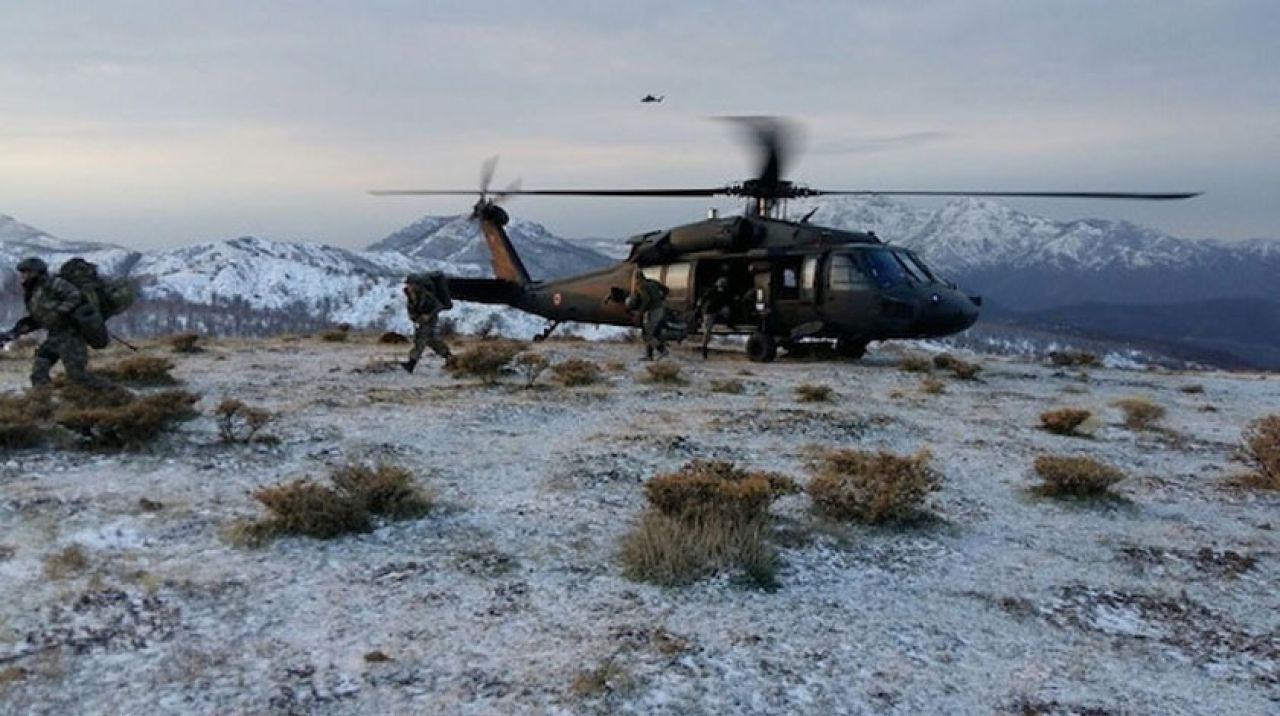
12, 257, 116, 390
694, 277, 733, 359
627, 273, 672, 360
403, 277, 452, 372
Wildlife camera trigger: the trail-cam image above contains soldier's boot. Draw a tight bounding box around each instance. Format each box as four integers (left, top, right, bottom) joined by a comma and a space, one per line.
701, 343, 710, 360
401, 358, 419, 374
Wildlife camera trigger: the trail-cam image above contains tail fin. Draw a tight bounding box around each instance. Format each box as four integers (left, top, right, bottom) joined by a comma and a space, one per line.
474, 202, 531, 285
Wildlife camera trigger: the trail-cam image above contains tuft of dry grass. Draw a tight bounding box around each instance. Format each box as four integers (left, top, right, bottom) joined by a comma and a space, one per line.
553, 358, 602, 387
378, 331, 409, 344
54, 390, 200, 449
897, 354, 932, 373
97, 355, 180, 386
934, 353, 982, 380
1112, 396, 1166, 430
215, 398, 273, 444
795, 383, 833, 402
1040, 408, 1093, 436
709, 379, 744, 394
319, 326, 350, 342
1240, 415, 1280, 489
642, 362, 686, 385
1179, 384, 1205, 394
619, 460, 796, 588
570, 658, 633, 698
514, 352, 550, 389
169, 332, 203, 354
241, 462, 433, 543
446, 341, 524, 384
919, 376, 946, 395
0, 388, 55, 449
44, 544, 90, 580
1031, 455, 1125, 498
1049, 350, 1099, 367
807, 448, 941, 524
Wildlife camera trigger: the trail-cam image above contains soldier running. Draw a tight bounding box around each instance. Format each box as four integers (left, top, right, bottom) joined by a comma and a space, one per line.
693, 276, 733, 360
3, 257, 116, 390
401, 272, 453, 373
625, 269, 673, 361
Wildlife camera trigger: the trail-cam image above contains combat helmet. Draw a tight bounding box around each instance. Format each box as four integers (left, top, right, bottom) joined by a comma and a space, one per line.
16, 257, 47, 275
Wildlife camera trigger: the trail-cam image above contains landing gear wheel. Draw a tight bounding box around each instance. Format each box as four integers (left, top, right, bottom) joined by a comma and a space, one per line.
746, 333, 778, 363
836, 338, 868, 360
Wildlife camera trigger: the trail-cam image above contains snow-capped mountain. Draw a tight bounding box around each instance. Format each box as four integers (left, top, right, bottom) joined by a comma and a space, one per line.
0, 214, 141, 291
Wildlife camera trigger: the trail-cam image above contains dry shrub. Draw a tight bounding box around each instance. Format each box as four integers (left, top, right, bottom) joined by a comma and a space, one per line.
97, 355, 179, 386
620, 460, 796, 588
245, 462, 433, 542
1032, 455, 1125, 497
1241, 415, 1280, 489
919, 376, 946, 395
1040, 408, 1093, 436
897, 354, 932, 373
795, 383, 833, 402
709, 379, 744, 394
570, 658, 633, 698
514, 352, 550, 388
378, 331, 409, 344
934, 353, 981, 380
215, 398, 273, 444
807, 448, 941, 524
0, 388, 55, 449
1179, 384, 1205, 394
1049, 350, 1099, 367
169, 333, 203, 354
329, 462, 433, 519
447, 341, 524, 384
320, 326, 350, 342
553, 358, 602, 387
44, 544, 89, 580
54, 390, 199, 449
643, 362, 685, 385
1112, 396, 1165, 430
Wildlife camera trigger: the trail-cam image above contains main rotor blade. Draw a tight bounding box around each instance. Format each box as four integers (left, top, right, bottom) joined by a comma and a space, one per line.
371, 187, 728, 197
810, 190, 1202, 200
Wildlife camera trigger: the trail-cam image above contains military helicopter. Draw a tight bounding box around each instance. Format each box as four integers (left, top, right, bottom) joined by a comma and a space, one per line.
373, 118, 1197, 362
641, 94, 664, 103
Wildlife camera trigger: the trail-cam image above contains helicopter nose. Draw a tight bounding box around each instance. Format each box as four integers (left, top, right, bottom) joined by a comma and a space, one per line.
916, 289, 980, 335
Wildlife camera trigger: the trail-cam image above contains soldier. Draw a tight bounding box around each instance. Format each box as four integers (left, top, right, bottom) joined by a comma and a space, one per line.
693, 276, 733, 360
3, 257, 116, 390
401, 272, 453, 373
625, 269, 673, 360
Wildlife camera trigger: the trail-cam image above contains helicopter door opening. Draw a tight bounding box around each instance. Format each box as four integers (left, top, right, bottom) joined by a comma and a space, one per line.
769, 256, 808, 330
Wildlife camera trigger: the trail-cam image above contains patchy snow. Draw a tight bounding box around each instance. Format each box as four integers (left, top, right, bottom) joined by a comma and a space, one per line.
1, 336, 1277, 713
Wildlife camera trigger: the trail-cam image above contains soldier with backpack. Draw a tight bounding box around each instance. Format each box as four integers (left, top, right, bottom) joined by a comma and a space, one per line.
3, 257, 125, 390
625, 269, 685, 360
401, 272, 454, 373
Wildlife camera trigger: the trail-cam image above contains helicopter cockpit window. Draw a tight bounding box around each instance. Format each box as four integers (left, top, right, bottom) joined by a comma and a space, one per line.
893, 250, 936, 283
828, 253, 870, 290
863, 249, 907, 287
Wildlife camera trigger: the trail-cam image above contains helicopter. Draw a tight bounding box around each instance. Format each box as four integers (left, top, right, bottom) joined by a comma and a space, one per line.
641, 94, 664, 103
373, 118, 1198, 362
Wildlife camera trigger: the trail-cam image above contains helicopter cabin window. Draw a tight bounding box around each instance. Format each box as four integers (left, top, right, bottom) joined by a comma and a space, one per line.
661, 262, 691, 304
775, 257, 803, 300
800, 257, 818, 302
863, 249, 907, 287
828, 253, 870, 290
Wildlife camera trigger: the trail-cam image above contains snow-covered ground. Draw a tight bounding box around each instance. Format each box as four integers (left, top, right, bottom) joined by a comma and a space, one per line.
1, 337, 1277, 714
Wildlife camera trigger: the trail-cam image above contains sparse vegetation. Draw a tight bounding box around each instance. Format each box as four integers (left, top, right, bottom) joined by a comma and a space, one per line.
514, 352, 551, 388
795, 383, 833, 402
1040, 408, 1093, 436
1031, 455, 1126, 498
54, 389, 201, 449
619, 460, 797, 588
897, 354, 932, 373
0, 388, 55, 448
934, 353, 982, 380
44, 544, 89, 580
378, 331, 409, 344
447, 341, 524, 384
643, 362, 685, 385
807, 448, 941, 525
919, 376, 946, 395
215, 398, 274, 444
320, 325, 350, 342
1240, 415, 1280, 489
1112, 396, 1165, 430
553, 358, 602, 387
1179, 384, 1205, 394
709, 378, 744, 394
238, 462, 433, 544
96, 355, 180, 386
169, 332, 203, 354
1049, 350, 1100, 367
570, 657, 633, 698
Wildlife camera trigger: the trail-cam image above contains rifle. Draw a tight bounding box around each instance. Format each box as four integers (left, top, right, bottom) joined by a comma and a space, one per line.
110, 332, 139, 352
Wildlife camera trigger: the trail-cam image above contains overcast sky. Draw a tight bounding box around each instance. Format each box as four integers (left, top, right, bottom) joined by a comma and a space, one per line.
1, 1, 1276, 250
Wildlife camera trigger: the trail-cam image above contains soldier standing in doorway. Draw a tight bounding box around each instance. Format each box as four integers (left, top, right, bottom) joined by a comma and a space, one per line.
625, 268, 673, 361
401, 272, 454, 373
693, 276, 733, 360
3, 257, 117, 390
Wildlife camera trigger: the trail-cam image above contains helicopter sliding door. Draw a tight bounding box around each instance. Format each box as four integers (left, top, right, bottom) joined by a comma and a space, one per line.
768, 255, 812, 333
825, 252, 879, 336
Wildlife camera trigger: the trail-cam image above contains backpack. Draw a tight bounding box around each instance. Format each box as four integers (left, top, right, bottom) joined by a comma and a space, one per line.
407, 272, 452, 310
57, 258, 138, 349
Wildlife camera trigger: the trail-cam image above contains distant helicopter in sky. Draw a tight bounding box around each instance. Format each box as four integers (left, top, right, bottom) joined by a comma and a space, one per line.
641, 94, 664, 103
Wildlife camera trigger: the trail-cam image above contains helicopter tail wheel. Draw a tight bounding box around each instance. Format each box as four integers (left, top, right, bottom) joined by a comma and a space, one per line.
746, 333, 777, 363
836, 337, 868, 360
